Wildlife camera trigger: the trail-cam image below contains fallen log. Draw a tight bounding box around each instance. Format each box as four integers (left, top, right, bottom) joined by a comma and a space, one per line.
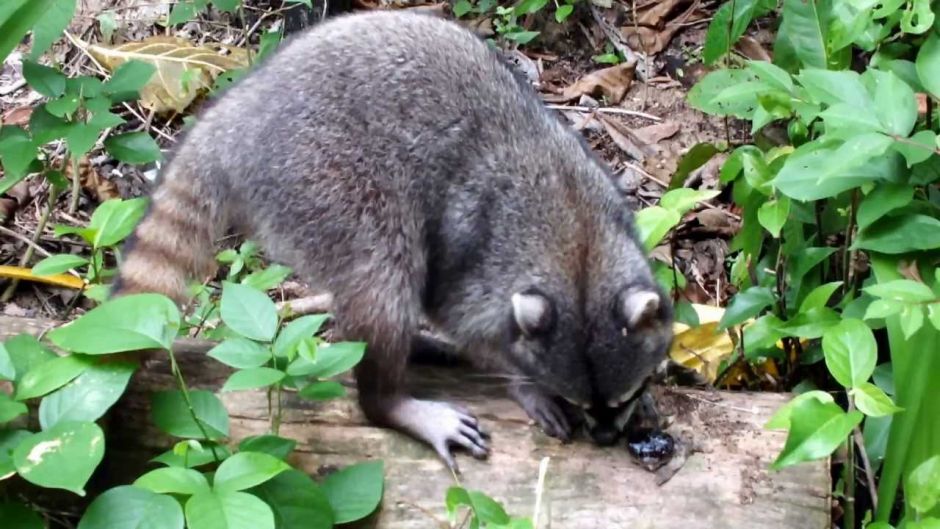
1, 315, 830, 529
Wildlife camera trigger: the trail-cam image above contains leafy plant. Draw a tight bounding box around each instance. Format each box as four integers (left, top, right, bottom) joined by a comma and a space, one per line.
453, 0, 580, 44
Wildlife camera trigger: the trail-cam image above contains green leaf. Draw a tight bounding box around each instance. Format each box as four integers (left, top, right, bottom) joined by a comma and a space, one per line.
29, 104, 69, 143
4, 334, 55, 384
88, 198, 147, 246
773, 141, 903, 201
238, 435, 296, 461
688, 69, 762, 118
864, 299, 905, 320
248, 469, 333, 529
757, 196, 790, 237
272, 314, 329, 358
799, 281, 843, 313
31, 253, 88, 276
241, 264, 292, 291
151, 390, 229, 440
718, 287, 775, 330
554, 3, 574, 22
917, 32, 940, 99
864, 69, 917, 137
322, 461, 384, 524
0, 502, 44, 529
135, 467, 211, 495
659, 188, 721, 216
39, 360, 135, 429
152, 442, 230, 469
778, 0, 829, 69
14, 421, 105, 495
0, 429, 31, 476
66, 122, 104, 158
852, 382, 902, 417
48, 293, 180, 354
772, 398, 862, 469
220, 282, 279, 342
78, 485, 184, 529
748, 60, 795, 92
0, 0, 55, 64
900, 0, 934, 34
857, 184, 915, 229
15, 353, 95, 401
865, 279, 936, 303
514, 0, 549, 15
104, 132, 163, 164
776, 307, 841, 339
453, 0, 473, 16
634, 206, 681, 251
0, 393, 28, 423
0, 126, 38, 183
669, 143, 722, 189
929, 303, 940, 332
208, 338, 271, 369
221, 367, 285, 392
906, 455, 940, 514
893, 130, 938, 167
899, 304, 925, 338
818, 103, 884, 135
22, 60, 66, 97
298, 381, 346, 401
822, 318, 877, 388
854, 214, 940, 254
0, 344, 13, 381
286, 342, 366, 379
505, 30, 540, 44
29, 0, 76, 60
797, 69, 870, 108
213, 451, 290, 493
212, 0, 241, 12
185, 490, 274, 529
103, 60, 156, 101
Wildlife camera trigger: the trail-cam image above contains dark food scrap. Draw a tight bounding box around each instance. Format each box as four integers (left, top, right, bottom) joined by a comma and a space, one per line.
626, 428, 676, 472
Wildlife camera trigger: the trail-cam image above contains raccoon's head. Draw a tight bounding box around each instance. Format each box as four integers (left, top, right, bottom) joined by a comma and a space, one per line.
582, 284, 674, 444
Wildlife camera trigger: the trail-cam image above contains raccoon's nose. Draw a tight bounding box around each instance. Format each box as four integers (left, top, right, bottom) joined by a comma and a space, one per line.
588, 423, 621, 446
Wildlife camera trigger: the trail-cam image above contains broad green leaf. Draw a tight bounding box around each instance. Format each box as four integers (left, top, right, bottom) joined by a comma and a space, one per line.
929, 303, 940, 332
757, 197, 790, 237
818, 104, 884, 135
688, 69, 761, 118
238, 435, 296, 461
0, 393, 28, 423
779, 0, 829, 69
135, 467, 211, 495
22, 60, 66, 97
248, 469, 333, 529
856, 184, 915, 228
220, 282, 279, 342
167, 0, 207, 25
88, 198, 148, 248
151, 390, 229, 440
0, 343, 13, 381
221, 367, 285, 392
29, 0, 76, 60
797, 69, 871, 108
776, 307, 841, 339
15, 353, 95, 401
208, 338, 271, 369
14, 421, 105, 495
29, 104, 69, 143
893, 130, 938, 167
514, 0, 549, 15
718, 287, 775, 330
241, 264, 292, 291
66, 121, 102, 158
799, 281, 843, 313
102, 60, 156, 101
4, 334, 55, 384
854, 214, 940, 254
917, 32, 940, 98
0, 126, 38, 184
555, 3, 574, 22
185, 490, 274, 529
773, 140, 903, 201
0, 502, 44, 529
272, 314, 329, 358
659, 188, 721, 216
104, 132, 163, 164
78, 485, 184, 529
453, 0, 473, 16
634, 206, 681, 251
322, 461, 384, 524
899, 304, 925, 338
298, 381, 346, 401
906, 455, 940, 514
286, 342, 366, 379
152, 442, 230, 469
669, 143, 722, 189
864, 279, 936, 303
31, 253, 88, 276
748, 60, 795, 92
38, 361, 136, 429
48, 293, 180, 354
900, 0, 934, 33
864, 299, 905, 320
772, 398, 862, 469
822, 318, 877, 388
852, 382, 902, 417
213, 451, 290, 493
0, 429, 32, 476
863, 69, 917, 137
0, 0, 55, 64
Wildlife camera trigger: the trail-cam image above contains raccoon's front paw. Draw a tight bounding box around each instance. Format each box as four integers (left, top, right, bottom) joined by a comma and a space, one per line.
510, 385, 573, 442
386, 398, 489, 473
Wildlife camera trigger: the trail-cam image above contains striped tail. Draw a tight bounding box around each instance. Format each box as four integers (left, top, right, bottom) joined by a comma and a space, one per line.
112, 174, 221, 305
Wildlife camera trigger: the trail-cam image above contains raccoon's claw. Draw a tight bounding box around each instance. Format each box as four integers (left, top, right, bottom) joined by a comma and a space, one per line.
386, 398, 489, 473
510, 385, 572, 442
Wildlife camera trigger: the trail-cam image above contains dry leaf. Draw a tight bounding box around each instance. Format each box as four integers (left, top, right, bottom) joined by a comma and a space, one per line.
620, 25, 681, 55
917, 93, 928, 116
0, 265, 86, 290
668, 304, 734, 383
736, 36, 772, 62
632, 121, 680, 144
548, 59, 637, 104
637, 0, 687, 27
1, 106, 33, 126
599, 114, 653, 161
65, 156, 119, 202
80, 36, 250, 114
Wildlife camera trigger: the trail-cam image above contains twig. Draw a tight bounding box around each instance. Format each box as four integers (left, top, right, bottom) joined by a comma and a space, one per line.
589, 4, 646, 82
544, 104, 662, 122
533, 456, 550, 529
844, 400, 857, 529
842, 189, 860, 300
276, 293, 334, 318
0, 226, 83, 280
2, 188, 61, 302
853, 427, 878, 512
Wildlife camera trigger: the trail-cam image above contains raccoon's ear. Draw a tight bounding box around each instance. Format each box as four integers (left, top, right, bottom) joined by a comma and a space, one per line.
616, 288, 661, 329
511, 291, 554, 337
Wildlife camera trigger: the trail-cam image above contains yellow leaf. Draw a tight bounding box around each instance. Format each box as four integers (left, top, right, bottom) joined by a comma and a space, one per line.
668, 304, 735, 383
0, 265, 86, 290
80, 36, 250, 114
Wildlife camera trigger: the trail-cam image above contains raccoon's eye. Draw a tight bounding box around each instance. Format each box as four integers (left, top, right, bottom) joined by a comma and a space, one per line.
615, 288, 661, 330
511, 290, 555, 337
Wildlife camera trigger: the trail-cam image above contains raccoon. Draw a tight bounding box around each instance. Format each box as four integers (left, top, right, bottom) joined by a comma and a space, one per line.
113, 10, 674, 470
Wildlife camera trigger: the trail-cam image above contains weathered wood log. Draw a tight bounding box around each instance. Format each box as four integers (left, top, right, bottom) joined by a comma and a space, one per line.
1, 316, 830, 529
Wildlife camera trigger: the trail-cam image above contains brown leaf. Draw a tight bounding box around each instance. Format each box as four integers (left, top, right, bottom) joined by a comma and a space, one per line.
637, 0, 687, 28
917, 93, 928, 116
599, 114, 653, 162
735, 36, 772, 62
79, 36, 250, 114
65, 156, 120, 202
549, 59, 637, 104
1, 106, 33, 126
632, 121, 680, 144
0, 198, 16, 224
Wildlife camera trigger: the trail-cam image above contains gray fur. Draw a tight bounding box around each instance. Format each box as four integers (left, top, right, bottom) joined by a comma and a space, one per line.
120, 10, 674, 468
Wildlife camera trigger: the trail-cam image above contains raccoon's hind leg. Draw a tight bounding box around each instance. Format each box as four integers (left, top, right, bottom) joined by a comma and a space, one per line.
333, 284, 489, 472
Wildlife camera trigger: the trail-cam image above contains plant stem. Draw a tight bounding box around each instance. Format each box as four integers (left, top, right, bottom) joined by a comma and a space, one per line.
845, 399, 857, 529
68, 155, 81, 215
1, 185, 60, 303
853, 426, 878, 512
167, 347, 222, 463
842, 190, 860, 300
